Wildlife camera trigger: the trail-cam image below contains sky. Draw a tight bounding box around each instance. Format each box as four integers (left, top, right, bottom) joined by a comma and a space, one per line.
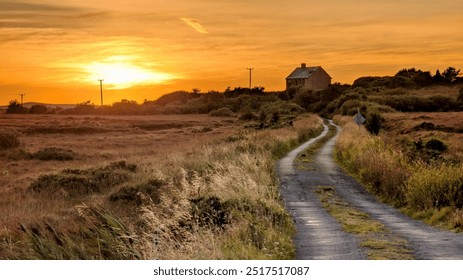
1, 0, 462, 105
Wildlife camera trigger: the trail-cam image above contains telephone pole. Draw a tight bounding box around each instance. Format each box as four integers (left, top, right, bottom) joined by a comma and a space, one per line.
19, 93, 26, 107
98, 79, 104, 106
246, 68, 254, 88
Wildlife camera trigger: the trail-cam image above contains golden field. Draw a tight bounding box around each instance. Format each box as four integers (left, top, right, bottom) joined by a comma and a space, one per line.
0, 113, 322, 259
0, 114, 236, 227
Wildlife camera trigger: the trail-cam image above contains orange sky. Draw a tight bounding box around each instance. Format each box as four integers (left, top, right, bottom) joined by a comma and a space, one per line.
1, 0, 462, 105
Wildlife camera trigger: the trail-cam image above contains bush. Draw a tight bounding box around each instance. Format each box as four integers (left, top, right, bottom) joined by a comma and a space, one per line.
32, 147, 77, 161
339, 100, 363, 115
0, 132, 20, 150
155, 91, 200, 106
29, 104, 48, 114
190, 196, 229, 228
29, 161, 137, 197
365, 111, 383, 135
109, 179, 165, 206
370, 95, 459, 112
208, 107, 235, 117
239, 111, 258, 121
353, 76, 416, 89
6, 100, 27, 114
425, 138, 447, 152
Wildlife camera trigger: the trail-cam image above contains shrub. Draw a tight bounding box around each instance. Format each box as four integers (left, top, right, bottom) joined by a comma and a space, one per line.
239, 111, 258, 121
32, 147, 77, 161
425, 138, 447, 152
29, 161, 137, 197
155, 91, 200, 106
353, 76, 416, 89
0, 132, 20, 150
190, 196, 229, 228
208, 107, 235, 117
260, 101, 305, 117
271, 112, 280, 123
370, 95, 459, 112
29, 104, 48, 114
6, 100, 27, 114
109, 179, 165, 206
339, 99, 363, 115
365, 111, 383, 135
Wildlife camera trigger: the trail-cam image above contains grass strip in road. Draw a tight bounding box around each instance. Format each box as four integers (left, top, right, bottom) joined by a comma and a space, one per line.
296, 120, 337, 168
315, 186, 414, 260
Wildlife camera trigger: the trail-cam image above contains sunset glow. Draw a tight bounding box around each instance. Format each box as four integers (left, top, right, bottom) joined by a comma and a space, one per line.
1, 0, 462, 105
83, 57, 175, 89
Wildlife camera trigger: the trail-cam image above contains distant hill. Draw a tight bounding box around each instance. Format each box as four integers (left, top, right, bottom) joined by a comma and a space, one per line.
0, 102, 76, 109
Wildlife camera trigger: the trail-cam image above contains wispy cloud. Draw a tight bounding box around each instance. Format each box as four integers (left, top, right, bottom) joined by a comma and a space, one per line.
180, 18, 208, 34
0, 1, 108, 30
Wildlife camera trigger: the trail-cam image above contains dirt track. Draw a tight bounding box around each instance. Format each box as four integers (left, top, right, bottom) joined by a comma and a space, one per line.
277, 121, 463, 259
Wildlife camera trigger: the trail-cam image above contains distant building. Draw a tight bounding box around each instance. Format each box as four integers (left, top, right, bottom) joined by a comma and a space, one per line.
286, 63, 331, 91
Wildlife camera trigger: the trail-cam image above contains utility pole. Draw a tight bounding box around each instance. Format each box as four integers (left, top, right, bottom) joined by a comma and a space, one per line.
98, 79, 104, 106
19, 93, 26, 107
246, 68, 254, 88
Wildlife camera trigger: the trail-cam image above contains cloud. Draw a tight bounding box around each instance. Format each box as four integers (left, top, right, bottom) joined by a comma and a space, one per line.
180, 18, 208, 34
0, 1, 106, 30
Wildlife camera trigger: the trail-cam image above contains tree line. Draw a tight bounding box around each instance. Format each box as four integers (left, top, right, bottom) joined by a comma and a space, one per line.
4, 66, 462, 117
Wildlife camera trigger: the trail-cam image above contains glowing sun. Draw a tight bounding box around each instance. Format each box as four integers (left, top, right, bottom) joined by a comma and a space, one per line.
84, 56, 174, 89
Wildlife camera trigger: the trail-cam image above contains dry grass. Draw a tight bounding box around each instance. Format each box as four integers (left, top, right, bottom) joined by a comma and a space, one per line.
0, 114, 237, 258
382, 112, 463, 162
335, 122, 410, 204
407, 85, 460, 99
335, 112, 463, 231
0, 113, 322, 259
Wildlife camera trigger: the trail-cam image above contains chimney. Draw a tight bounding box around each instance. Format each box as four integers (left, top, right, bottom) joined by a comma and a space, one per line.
301, 63, 306, 68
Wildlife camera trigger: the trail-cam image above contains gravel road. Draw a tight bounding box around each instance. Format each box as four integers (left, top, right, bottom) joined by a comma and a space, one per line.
277, 121, 463, 259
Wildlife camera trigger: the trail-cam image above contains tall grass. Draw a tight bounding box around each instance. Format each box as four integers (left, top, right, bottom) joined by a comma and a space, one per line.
335, 122, 409, 205
335, 121, 463, 230
1, 114, 322, 259
407, 164, 463, 210
144, 114, 322, 259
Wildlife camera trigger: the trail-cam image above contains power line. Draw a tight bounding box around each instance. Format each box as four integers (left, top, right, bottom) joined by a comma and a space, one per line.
98, 79, 104, 106
246, 68, 254, 88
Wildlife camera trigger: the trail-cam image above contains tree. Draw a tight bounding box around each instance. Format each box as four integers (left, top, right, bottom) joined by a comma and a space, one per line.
395, 68, 418, 78
6, 100, 27, 114
442, 67, 461, 83
412, 71, 433, 87
432, 69, 444, 84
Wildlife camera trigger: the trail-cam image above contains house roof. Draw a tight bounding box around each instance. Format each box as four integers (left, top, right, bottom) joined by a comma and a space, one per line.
286, 65, 321, 79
